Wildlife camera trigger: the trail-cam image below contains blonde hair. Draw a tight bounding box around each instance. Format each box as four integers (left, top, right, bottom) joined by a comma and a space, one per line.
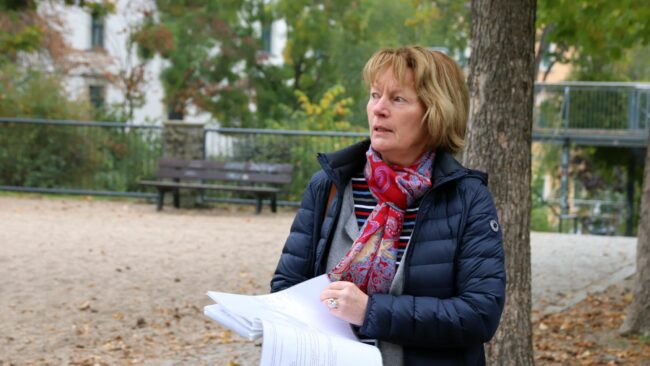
363, 46, 468, 153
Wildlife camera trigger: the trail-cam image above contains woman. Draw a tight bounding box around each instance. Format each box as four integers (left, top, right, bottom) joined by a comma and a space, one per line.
271, 46, 505, 366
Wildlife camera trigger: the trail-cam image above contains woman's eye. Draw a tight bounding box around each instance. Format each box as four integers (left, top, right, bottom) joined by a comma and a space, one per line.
370, 92, 380, 99
394, 96, 406, 102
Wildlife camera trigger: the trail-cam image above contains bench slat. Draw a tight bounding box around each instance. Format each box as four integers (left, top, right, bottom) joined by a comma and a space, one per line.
139, 180, 280, 194
156, 167, 292, 184
159, 158, 293, 174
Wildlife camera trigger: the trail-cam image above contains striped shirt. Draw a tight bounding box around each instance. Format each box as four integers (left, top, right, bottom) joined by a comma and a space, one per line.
351, 173, 420, 267
351, 172, 421, 347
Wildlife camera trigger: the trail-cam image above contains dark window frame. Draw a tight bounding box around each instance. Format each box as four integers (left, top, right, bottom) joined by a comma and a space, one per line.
261, 22, 272, 55
91, 12, 104, 49
89, 85, 105, 109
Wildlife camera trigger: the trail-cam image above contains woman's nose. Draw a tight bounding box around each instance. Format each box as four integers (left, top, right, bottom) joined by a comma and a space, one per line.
371, 97, 389, 117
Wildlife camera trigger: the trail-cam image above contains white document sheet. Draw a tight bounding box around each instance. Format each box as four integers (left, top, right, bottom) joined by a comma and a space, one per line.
260, 319, 382, 366
206, 275, 357, 340
204, 275, 382, 365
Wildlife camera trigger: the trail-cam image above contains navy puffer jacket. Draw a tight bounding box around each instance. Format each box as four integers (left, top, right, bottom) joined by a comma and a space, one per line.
271, 140, 506, 365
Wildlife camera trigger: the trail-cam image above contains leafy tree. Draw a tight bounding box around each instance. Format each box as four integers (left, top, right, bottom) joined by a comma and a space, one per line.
536, 0, 650, 80
140, 0, 470, 128
134, 0, 280, 126
0, 0, 66, 67
266, 85, 357, 131
275, 0, 470, 126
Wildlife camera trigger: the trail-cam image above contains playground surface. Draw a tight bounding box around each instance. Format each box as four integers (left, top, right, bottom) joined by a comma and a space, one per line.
0, 195, 639, 365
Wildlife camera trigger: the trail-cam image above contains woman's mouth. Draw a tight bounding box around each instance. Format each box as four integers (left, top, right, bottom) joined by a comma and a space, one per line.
374, 126, 392, 133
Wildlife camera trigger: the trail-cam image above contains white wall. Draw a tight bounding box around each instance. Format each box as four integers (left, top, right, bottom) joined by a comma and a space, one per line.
39, 1, 173, 124
38, 0, 288, 125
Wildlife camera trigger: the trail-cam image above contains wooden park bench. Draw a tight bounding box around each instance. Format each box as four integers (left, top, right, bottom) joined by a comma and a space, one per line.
139, 158, 293, 213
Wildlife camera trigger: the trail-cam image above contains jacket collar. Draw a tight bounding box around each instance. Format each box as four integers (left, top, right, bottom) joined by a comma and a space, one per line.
317, 138, 487, 189
431, 148, 488, 189
317, 139, 370, 188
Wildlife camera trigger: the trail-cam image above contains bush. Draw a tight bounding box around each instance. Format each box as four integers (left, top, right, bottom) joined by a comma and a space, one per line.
0, 65, 161, 192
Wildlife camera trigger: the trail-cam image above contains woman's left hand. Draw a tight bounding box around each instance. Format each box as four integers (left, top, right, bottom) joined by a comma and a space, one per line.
320, 281, 369, 326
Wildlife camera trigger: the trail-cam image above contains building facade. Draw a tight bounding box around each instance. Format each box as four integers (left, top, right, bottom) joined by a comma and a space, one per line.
39, 0, 286, 125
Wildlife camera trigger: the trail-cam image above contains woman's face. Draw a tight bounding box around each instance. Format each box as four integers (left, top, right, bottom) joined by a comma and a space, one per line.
367, 68, 429, 166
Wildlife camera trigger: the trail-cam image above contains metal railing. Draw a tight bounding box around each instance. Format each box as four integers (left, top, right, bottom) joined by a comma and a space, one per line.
0, 117, 163, 197
1, 81, 648, 207
0, 118, 367, 203
533, 82, 650, 147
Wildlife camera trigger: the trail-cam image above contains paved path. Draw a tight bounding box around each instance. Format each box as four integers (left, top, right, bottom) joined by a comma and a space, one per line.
531, 232, 636, 316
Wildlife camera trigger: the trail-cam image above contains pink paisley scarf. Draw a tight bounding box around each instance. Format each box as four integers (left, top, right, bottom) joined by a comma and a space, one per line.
328, 147, 435, 295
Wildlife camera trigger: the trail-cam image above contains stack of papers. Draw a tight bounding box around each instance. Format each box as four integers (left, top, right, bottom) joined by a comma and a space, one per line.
204, 275, 382, 366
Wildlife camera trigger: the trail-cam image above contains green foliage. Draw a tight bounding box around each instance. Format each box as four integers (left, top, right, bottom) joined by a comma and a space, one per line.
0, 3, 44, 63
0, 65, 161, 192
609, 44, 650, 82
266, 85, 358, 131
140, 0, 469, 128
0, 0, 36, 11
538, 0, 650, 79
531, 206, 555, 232
218, 85, 362, 200
275, 0, 469, 126
82, 1, 116, 17
0, 24, 43, 60
133, 0, 274, 126
0, 64, 92, 119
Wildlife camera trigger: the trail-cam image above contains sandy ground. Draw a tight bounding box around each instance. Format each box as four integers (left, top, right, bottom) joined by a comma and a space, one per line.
1, 196, 293, 366
0, 195, 638, 366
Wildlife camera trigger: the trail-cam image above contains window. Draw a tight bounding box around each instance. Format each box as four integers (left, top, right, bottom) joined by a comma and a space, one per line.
167, 109, 184, 121
89, 85, 105, 109
91, 13, 104, 49
261, 22, 272, 55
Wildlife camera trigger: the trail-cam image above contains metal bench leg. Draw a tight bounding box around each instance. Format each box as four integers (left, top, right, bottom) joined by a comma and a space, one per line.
271, 195, 277, 213
255, 196, 263, 214
173, 188, 180, 208
157, 189, 165, 211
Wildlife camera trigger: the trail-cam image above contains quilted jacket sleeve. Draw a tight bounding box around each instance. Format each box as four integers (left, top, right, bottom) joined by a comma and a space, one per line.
358, 182, 506, 348
270, 174, 321, 293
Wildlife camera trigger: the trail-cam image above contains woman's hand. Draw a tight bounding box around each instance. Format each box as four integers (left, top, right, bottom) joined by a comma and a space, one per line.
320, 281, 369, 326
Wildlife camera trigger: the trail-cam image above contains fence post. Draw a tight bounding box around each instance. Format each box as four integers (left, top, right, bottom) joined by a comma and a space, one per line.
162, 120, 206, 207
559, 139, 570, 232
628, 89, 639, 130
561, 86, 571, 129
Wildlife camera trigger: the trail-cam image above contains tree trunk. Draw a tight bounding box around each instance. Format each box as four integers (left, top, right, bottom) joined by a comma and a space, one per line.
464, 1, 536, 365
620, 141, 650, 336
534, 24, 554, 80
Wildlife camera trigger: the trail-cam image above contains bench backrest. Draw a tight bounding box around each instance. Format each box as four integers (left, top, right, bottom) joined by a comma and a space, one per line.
156, 158, 293, 185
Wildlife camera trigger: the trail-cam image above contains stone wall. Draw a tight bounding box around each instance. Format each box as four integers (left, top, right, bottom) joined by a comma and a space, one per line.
161, 121, 205, 207
162, 121, 205, 159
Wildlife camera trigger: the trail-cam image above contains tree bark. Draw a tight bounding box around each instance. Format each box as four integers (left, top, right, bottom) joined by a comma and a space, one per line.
464, 1, 536, 365
620, 140, 650, 336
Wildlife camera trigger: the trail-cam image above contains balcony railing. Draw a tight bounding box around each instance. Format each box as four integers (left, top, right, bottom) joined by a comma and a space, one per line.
533, 81, 650, 147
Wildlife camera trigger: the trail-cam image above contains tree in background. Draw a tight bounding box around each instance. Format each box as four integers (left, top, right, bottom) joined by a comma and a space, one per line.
464, 0, 537, 364
134, 0, 275, 125
275, 0, 469, 125
620, 134, 650, 337
138, 0, 469, 128
536, 0, 650, 80
0, 0, 73, 70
